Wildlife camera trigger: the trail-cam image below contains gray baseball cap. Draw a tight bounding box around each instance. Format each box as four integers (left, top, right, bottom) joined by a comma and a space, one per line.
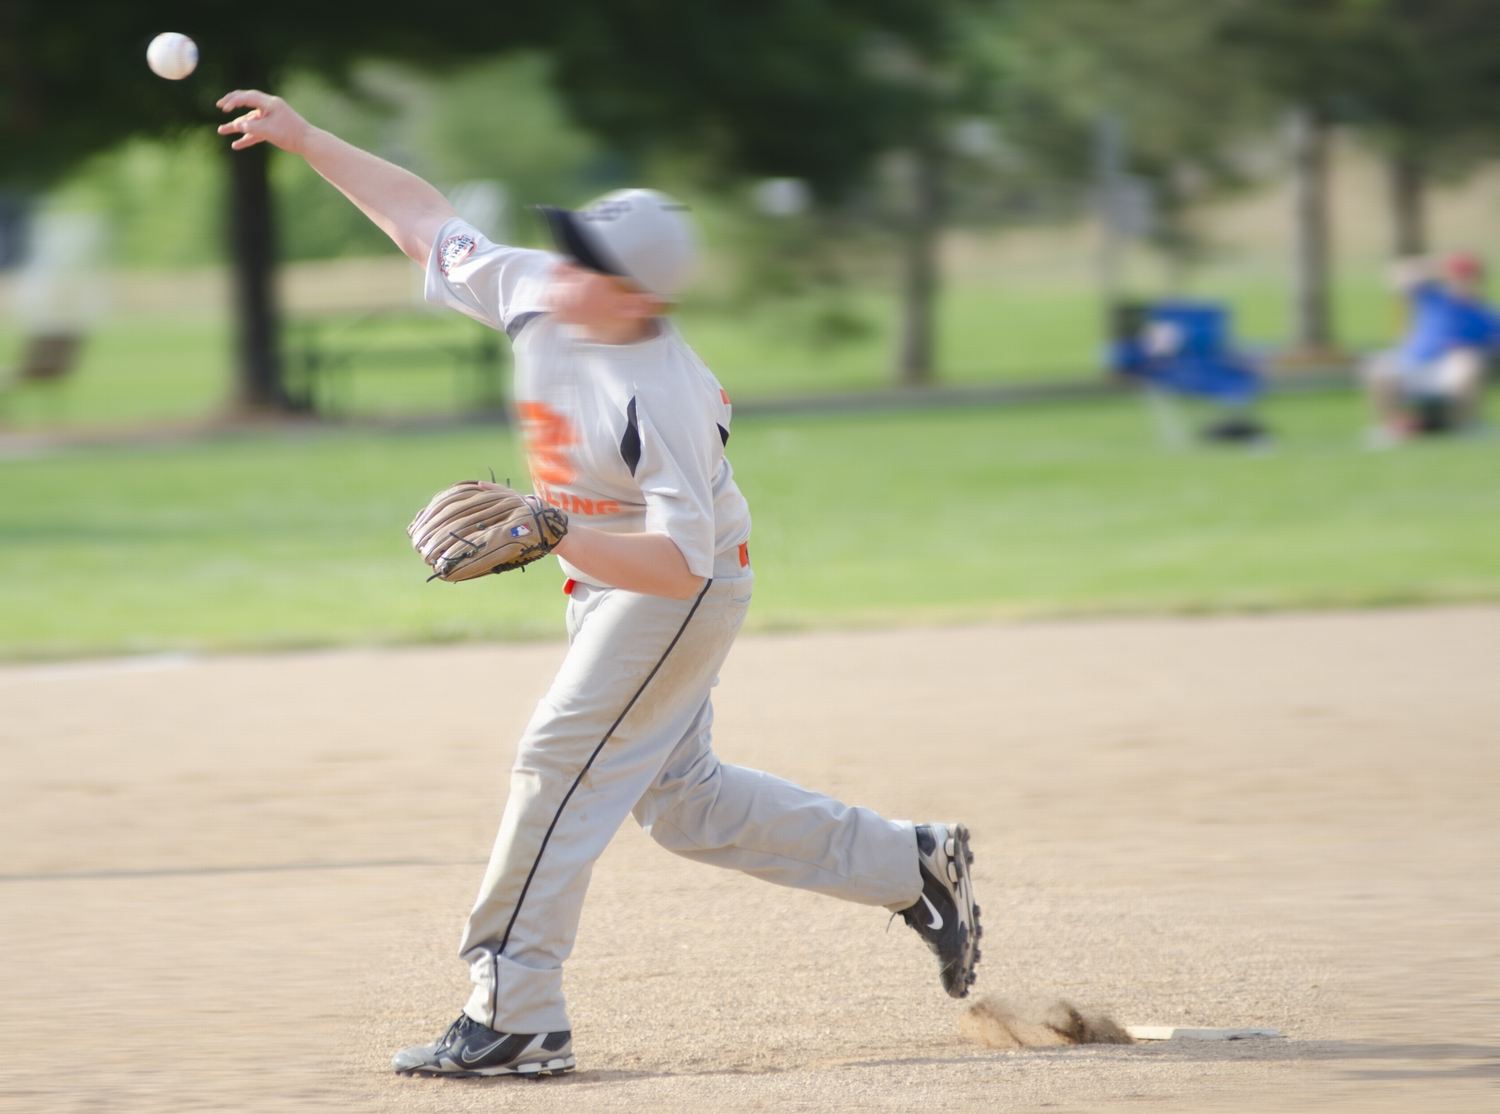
538, 188, 698, 301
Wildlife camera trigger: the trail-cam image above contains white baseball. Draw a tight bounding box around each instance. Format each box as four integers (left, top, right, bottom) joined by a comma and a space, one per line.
146, 32, 198, 81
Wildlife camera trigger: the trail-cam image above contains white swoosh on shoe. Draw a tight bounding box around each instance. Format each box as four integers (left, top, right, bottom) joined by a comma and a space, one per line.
459, 1035, 512, 1065
920, 893, 944, 931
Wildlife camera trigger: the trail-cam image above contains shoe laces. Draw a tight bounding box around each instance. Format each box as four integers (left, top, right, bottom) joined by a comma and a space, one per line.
439, 1014, 475, 1049
888, 897, 924, 934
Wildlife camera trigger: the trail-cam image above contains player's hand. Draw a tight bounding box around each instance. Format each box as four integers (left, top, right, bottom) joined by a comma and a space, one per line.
216, 90, 311, 154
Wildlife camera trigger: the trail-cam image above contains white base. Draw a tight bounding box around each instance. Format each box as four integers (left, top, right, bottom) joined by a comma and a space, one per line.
1126, 1025, 1282, 1042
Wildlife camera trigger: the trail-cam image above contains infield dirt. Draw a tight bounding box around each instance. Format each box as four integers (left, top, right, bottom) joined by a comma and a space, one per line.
2, 607, 1497, 1112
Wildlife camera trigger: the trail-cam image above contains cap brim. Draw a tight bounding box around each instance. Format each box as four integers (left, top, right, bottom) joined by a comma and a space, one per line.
536, 206, 627, 278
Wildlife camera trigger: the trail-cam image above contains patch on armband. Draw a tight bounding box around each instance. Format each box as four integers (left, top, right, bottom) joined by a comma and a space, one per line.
438, 232, 477, 277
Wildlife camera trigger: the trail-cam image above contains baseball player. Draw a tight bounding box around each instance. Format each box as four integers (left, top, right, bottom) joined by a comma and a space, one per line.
217, 90, 982, 1078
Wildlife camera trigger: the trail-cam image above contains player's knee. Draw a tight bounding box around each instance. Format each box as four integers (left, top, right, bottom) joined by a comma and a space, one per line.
1441, 348, 1484, 391
637, 816, 698, 853
635, 771, 724, 851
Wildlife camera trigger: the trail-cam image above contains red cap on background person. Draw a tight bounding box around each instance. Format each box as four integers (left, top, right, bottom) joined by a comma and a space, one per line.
1441, 251, 1485, 283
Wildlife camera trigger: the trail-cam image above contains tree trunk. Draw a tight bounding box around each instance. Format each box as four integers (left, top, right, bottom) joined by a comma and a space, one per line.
224, 52, 288, 413
1288, 105, 1334, 352
895, 140, 944, 387
1094, 113, 1127, 334
1387, 145, 1426, 258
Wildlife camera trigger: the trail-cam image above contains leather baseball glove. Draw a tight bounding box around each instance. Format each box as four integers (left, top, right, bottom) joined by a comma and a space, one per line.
407, 480, 569, 582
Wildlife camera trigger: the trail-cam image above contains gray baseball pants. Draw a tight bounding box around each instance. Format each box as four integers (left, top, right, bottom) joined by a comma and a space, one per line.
457, 558, 922, 1034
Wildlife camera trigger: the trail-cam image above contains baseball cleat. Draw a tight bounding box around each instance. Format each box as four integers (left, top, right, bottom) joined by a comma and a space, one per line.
900, 822, 982, 998
392, 1013, 575, 1078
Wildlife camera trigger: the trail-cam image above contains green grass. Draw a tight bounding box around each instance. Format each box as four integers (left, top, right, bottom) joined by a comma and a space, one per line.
1, 315, 232, 429
3, 388, 1497, 659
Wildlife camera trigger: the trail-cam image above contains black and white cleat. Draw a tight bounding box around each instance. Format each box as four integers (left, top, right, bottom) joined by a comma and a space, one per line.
900, 823, 982, 998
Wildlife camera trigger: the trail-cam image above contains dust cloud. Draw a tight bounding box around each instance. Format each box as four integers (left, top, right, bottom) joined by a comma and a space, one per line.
958, 997, 1134, 1050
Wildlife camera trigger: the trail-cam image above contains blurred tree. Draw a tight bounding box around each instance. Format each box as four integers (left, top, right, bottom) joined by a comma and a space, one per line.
1215, 0, 1397, 354
995, 0, 1500, 355
273, 55, 606, 260
546, 2, 949, 199
2, 0, 963, 411
999, 0, 1266, 210
0, 3, 488, 411
544, 1, 984, 387
863, 18, 1001, 386
1211, 0, 1500, 345
978, 0, 1272, 371
991, 0, 1267, 352
1285, 105, 1335, 353
1335, 0, 1500, 258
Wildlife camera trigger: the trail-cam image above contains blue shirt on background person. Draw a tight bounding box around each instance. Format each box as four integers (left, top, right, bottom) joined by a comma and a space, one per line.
1363, 251, 1497, 444
1399, 279, 1500, 367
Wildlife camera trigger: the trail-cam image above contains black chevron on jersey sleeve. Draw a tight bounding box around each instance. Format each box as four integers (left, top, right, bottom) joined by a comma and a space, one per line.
506, 311, 544, 340
620, 396, 642, 475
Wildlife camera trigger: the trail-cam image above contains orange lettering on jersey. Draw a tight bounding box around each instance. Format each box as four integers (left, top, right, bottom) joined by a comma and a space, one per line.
720, 388, 731, 405
517, 401, 577, 486
531, 480, 620, 518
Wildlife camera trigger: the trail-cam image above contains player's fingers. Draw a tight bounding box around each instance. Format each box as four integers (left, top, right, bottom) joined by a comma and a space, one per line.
216, 89, 269, 112
216, 115, 259, 136
216, 108, 264, 137
217, 89, 263, 111
229, 133, 265, 151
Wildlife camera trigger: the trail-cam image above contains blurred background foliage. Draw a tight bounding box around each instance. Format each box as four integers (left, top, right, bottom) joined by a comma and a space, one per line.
6, 0, 1500, 415
44, 53, 605, 267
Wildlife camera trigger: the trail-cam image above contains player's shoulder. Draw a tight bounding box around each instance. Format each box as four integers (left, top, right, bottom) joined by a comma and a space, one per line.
631, 334, 731, 442
433, 217, 557, 275
659, 321, 721, 377
643, 325, 723, 393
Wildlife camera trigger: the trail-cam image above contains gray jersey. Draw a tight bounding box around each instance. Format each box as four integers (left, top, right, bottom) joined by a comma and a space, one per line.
424, 218, 751, 585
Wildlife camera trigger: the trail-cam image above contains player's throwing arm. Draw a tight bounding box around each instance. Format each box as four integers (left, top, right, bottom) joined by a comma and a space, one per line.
217, 90, 456, 265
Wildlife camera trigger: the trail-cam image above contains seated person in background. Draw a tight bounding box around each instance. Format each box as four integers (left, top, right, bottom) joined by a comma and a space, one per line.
1363, 252, 1500, 443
